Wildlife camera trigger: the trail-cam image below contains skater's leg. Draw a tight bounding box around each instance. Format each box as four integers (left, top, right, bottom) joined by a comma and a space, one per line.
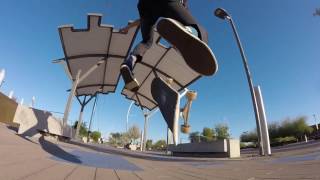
163, 0, 208, 44
121, 1, 160, 92
156, 0, 217, 76
131, 18, 156, 59
124, 0, 160, 65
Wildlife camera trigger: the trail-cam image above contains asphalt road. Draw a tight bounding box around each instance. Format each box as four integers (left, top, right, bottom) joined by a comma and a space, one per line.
241, 139, 320, 154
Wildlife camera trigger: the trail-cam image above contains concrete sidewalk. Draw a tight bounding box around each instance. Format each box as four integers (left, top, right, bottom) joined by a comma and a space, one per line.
68, 140, 243, 162
1, 123, 320, 180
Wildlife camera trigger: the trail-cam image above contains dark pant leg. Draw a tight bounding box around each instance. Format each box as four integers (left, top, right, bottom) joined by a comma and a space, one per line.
132, 17, 157, 57
163, 1, 208, 44
132, 1, 161, 57
133, 0, 209, 57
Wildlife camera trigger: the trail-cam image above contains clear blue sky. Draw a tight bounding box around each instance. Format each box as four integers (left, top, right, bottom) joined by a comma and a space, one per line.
0, 0, 319, 142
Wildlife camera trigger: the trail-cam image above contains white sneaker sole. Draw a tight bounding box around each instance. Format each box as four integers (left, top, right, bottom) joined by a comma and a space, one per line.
157, 18, 218, 76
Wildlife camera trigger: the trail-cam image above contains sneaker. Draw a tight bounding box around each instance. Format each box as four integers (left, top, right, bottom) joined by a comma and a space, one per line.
157, 18, 218, 76
121, 55, 140, 92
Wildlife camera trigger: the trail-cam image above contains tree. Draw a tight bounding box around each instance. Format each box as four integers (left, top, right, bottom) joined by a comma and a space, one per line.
152, 140, 167, 151
108, 132, 131, 147
108, 132, 121, 146
268, 122, 280, 139
215, 123, 230, 140
146, 139, 153, 150
90, 131, 101, 143
189, 131, 200, 143
278, 119, 294, 138
119, 133, 130, 147
126, 125, 141, 144
243, 116, 314, 147
278, 117, 313, 140
201, 127, 215, 142
292, 117, 313, 140
110, 132, 121, 139
240, 130, 258, 143
73, 121, 88, 137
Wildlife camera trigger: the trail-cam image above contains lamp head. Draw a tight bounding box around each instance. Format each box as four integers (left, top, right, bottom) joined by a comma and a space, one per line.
214, 8, 230, 20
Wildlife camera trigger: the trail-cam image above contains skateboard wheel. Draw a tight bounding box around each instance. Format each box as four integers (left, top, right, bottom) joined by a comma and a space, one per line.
181, 124, 191, 134
165, 78, 174, 86
186, 91, 197, 101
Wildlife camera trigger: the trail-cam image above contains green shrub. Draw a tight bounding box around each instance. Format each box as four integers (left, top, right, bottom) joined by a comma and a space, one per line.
215, 123, 230, 140
240, 142, 257, 149
152, 140, 167, 151
271, 136, 297, 146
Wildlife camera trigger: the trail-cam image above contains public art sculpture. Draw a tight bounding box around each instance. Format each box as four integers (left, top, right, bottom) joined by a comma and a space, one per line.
56, 13, 218, 146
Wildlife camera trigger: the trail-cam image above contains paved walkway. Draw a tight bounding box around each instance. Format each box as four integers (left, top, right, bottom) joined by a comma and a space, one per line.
1, 123, 320, 180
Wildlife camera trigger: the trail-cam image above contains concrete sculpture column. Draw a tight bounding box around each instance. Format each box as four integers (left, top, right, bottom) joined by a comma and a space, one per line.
254, 86, 271, 155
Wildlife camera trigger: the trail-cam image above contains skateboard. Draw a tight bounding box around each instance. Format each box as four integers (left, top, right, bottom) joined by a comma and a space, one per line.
157, 18, 218, 76
151, 77, 180, 145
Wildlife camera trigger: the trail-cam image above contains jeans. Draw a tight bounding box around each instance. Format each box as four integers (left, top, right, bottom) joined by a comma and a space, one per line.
132, 0, 208, 58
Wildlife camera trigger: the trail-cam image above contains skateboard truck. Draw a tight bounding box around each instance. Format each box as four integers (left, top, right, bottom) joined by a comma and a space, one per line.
165, 77, 174, 85
180, 90, 197, 134
165, 77, 197, 134
152, 76, 197, 143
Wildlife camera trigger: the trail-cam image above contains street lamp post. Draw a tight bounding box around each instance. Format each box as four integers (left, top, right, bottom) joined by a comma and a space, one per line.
142, 113, 148, 151
141, 108, 159, 151
214, 8, 264, 155
126, 101, 135, 132
87, 95, 98, 142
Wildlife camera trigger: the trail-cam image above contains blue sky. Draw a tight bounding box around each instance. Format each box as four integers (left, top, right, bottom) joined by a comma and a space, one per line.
0, 0, 319, 142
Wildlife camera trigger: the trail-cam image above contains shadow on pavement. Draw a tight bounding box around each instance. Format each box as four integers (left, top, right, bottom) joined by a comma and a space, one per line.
271, 151, 320, 164
5, 125, 39, 145
39, 136, 142, 170
6, 125, 19, 132
39, 136, 82, 164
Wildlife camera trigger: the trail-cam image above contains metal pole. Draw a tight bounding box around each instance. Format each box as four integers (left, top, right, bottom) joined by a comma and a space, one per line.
313, 114, 319, 131
142, 113, 148, 151
227, 17, 264, 155
75, 105, 85, 139
87, 96, 98, 142
0, 69, 5, 89
31, 96, 36, 108
140, 130, 143, 151
140, 107, 159, 151
59, 60, 103, 136
126, 101, 134, 132
62, 70, 81, 133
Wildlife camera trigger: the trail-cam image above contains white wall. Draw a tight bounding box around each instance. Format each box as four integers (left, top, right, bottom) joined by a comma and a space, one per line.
13, 104, 74, 138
